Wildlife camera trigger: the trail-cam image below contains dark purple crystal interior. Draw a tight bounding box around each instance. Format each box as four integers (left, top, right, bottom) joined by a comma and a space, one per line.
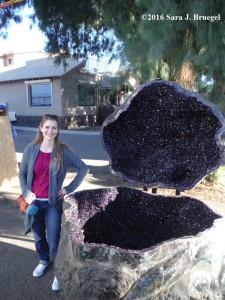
70, 187, 221, 251
101, 80, 225, 190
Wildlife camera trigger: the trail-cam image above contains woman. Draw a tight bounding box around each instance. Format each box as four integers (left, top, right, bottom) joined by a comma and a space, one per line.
19, 114, 89, 291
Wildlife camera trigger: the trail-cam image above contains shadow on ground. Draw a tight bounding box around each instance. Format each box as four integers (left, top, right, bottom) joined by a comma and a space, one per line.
0, 200, 61, 300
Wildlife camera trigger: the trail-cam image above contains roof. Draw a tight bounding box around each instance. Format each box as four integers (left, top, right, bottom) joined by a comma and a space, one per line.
0, 57, 84, 82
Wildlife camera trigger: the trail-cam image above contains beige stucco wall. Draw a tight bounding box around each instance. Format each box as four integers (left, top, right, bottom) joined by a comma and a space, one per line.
0, 81, 26, 114
61, 71, 97, 116
13, 52, 47, 66
0, 51, 47, 67
0, 78, 62, 116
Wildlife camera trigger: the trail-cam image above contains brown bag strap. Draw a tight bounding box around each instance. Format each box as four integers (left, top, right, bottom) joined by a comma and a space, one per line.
34, 167, 49, 195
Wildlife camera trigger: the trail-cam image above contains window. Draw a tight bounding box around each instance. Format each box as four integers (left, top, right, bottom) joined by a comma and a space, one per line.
27, 82, 52, 107
77, 83, 95, 106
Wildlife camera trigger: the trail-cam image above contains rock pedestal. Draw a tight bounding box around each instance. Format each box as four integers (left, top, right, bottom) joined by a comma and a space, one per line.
0, 109, 18, 189
55, 80, 225, 299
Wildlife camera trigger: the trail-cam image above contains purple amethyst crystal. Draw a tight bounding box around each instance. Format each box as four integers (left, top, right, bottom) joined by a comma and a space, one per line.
79, 187, 221, 251
101, 80, 225, 190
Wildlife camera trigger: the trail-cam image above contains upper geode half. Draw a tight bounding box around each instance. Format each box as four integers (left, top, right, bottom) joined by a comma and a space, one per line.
101, 80, 225, 190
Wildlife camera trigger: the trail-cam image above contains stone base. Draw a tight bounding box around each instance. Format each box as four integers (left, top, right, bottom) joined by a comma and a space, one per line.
0, 114, 18, 189
55, 188, 225, 299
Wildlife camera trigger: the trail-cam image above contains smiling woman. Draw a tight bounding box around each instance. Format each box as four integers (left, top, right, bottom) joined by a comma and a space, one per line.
18, 113, 89, 291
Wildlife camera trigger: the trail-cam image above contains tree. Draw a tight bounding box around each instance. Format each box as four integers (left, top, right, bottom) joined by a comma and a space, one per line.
191, 1, 225, 110
7, 0, 224, 111
0, 0, 26, 38
102, 0, 225, 110
30, 0, 117, 60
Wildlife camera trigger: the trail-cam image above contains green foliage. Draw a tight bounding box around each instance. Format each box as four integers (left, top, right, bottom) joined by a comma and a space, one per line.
201, 166, 225, 185
201, 170, 218, 185
31, 0, 116, 60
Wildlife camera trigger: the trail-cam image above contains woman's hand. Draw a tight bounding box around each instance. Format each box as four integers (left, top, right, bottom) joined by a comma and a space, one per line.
58, 188, 67, 200
25, 192, 36, 204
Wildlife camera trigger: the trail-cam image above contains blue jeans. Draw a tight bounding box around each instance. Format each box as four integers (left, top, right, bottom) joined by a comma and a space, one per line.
31, 200, 62, 264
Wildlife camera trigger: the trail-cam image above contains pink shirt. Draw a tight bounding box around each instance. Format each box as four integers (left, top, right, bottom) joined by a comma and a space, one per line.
32, 150, 51, 198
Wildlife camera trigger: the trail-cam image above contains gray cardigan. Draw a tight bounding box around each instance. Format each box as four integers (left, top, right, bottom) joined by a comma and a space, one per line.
19, 143, 89, 234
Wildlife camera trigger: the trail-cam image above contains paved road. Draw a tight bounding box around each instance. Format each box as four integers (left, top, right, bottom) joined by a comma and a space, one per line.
14, 128, 108, 161
13, 128, 115, 192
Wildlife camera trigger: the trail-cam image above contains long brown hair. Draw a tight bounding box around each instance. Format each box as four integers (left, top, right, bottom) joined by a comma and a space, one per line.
32, 114, 63, 173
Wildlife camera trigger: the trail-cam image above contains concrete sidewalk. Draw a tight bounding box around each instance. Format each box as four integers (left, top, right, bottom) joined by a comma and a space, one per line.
0, 198, 61, 300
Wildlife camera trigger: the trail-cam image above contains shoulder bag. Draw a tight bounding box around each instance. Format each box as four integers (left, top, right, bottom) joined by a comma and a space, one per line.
17, 167, 49, 212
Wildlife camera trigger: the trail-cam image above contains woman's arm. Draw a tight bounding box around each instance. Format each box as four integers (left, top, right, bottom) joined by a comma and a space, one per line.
62, 147, 89, 195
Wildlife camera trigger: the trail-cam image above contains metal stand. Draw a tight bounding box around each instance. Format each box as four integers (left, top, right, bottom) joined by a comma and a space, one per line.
175, 189, 180, 196
143, 186, 181, 196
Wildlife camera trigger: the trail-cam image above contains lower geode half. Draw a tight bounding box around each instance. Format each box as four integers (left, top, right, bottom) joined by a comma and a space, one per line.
101, 80, 225, 190
55, 187, 224, 300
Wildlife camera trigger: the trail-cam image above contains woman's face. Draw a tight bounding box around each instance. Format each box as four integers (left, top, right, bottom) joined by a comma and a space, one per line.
40, 119, 59, 142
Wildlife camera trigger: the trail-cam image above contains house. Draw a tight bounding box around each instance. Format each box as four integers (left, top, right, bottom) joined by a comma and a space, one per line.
0, 52, 102, 128
0, 50, 47, 67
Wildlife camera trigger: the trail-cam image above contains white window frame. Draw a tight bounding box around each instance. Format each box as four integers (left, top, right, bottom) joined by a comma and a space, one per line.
25, 79, 53, 108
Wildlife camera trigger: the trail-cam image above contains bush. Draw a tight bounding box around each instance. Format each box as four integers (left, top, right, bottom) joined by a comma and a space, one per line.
201, 166, 225, 185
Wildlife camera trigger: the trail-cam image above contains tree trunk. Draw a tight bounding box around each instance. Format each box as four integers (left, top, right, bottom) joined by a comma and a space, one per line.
176, 61, 197, 92
210, 77, 225, 114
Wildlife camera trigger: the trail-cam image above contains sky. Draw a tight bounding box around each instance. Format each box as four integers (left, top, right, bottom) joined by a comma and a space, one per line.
0, 5, 120, 72
0, 5, 47, 53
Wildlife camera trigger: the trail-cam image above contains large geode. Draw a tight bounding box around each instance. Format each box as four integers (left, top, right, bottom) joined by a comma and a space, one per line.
55, 80, 225, 299
101, 80, 225, 190
81, 187, 219, 250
